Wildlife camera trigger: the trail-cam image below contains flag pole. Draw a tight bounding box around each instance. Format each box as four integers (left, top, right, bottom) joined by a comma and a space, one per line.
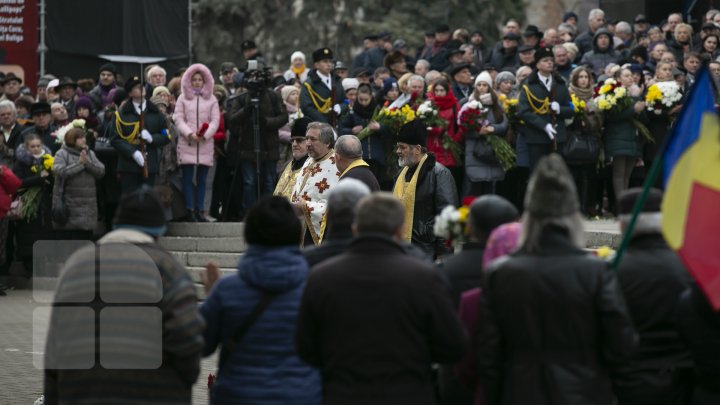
611, 154, 663, 269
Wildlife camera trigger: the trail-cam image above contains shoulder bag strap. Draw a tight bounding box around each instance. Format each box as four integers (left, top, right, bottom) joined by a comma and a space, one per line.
217, 292, 279, 374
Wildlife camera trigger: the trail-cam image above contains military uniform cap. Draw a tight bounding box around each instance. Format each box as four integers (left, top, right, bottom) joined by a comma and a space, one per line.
312, 48, 334, 63
241, 40, 257, 51
534, 47, 554, 63
124, 76, 142, 94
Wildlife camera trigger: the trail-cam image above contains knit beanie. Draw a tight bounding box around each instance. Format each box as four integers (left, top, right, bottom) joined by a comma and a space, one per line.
113, 186, 167, 237
152, 86, 170, 97
342, 78, 359, 92
281, 85, 298, 103
524, 154, 579, 218
290, 51, 306, 63
74, 96, 93, 111
244, 196, 302, 246
475, 71, 493, 87
495, 71, 516, 85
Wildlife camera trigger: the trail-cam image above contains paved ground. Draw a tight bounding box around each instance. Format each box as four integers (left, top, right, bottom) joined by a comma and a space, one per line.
0, 219, 620, 404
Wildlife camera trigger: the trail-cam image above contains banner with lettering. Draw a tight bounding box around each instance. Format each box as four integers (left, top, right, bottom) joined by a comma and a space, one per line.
0, 0, 38, 90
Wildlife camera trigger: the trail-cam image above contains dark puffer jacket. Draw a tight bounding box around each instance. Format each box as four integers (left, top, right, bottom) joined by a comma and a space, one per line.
397, 153, 458, 257
200, 245, 322, 405
52, 145, 105, 230
477, 227, 637, 405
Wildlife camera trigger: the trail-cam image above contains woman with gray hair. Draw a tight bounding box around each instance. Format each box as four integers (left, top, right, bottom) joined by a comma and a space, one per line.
494, 71, 517, 98
477, 154, 636, 405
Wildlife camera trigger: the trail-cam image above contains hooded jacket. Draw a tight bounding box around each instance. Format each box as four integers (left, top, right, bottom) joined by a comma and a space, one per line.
580, 29, 620, 77
173, 63, 221, 167
201, 245, 322, 405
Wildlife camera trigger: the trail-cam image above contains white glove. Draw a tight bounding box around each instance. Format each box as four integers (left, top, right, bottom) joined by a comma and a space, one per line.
544, 124, 557, 140
140, 129, 153, 143
332, 104, 342, 115
550, 101, 560, 114
132, 150, 145, 167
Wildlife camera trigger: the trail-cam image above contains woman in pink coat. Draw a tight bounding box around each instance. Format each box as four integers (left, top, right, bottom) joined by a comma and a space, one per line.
173, 63, 220, 222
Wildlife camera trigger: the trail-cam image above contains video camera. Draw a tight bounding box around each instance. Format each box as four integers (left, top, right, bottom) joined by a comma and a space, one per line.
243, 59, 273, 94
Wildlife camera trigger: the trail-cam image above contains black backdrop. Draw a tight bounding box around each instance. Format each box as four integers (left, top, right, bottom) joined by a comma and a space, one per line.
46, 0, 189, 83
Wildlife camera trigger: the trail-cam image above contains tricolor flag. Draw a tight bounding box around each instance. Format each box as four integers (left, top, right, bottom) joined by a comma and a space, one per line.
661, 68, 720, 309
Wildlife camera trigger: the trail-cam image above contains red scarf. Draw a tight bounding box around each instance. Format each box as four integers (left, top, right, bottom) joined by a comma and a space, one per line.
430, 92, 458, 111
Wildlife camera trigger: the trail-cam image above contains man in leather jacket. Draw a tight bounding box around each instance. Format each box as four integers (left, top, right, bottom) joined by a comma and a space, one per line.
392, 120, 458, 258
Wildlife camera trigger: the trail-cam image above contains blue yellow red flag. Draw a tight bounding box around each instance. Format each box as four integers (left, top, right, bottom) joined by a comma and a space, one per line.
661, 68, 720, 309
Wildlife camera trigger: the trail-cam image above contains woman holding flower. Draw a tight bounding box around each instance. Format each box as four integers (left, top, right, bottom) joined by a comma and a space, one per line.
645, 61, 682, 183
341, 84, 391, 187
173, 63, 221, 222
13, 133, 55, 277
602, 68, 646, 200
52, 127, 105, 240
427, 79, 464, 194
462, 72, 508, 196
567, 66, 603, 217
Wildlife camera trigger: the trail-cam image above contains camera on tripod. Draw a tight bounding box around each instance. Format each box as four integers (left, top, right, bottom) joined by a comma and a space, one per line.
243, 59, 273, 94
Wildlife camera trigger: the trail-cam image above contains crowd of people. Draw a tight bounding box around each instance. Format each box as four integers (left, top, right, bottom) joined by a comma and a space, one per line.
0, 5, 713, 404
0, 8, 719, 272
41, 154, 718, 404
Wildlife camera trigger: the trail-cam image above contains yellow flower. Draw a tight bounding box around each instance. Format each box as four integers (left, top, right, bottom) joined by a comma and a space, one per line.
458, 206, 469, 222
599, 84, 612, 94
614, 87, 626, 98
595, 245, 615, 259
42, 154, 54, 171
597, 98, 610, 110
646, 84, 662, 103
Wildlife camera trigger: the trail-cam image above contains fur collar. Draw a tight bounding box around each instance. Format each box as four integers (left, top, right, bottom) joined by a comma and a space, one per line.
15, 143, 52, 166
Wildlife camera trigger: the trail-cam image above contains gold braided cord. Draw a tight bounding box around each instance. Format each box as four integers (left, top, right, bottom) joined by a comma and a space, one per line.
114, 111, 140, 144
522, 84, 550, 115
303, 82, 332, 113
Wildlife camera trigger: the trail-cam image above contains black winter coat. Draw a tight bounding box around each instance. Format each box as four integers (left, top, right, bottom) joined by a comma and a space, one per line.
438, 242, 485, 308
398, 153, 458, 257
109, 101, 169, 174
13, 144, 55, 259
677, 284, 720, 403
296, 235, 467, 405
477, 227, 637, 405
612, 233, 693, 401
227, 88, 287, 163
517, 72, 573, 145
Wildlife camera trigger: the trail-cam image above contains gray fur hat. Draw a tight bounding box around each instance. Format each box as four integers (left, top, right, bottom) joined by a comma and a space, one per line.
524, 154, 579, 218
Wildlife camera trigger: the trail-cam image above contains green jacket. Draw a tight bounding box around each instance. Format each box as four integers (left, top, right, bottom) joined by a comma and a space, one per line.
603, 100, 642, 158
109, 100, 169, 174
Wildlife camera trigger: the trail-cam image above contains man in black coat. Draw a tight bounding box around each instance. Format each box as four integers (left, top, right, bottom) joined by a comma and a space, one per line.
227, 74, 287, 211
612, 188, 693, 404
0, 99, 25, 152
334, 135, 380, 191
300, 47, 345, 126
517, 47, 573, 170
296, 192, 466, 405
392, 120, 458, 258
20, 102, 59, 154
109, 77, 169, 195
477, 155, 637, 405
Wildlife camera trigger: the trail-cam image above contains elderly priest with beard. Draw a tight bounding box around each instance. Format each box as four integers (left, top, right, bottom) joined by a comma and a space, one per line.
291, 122, 339, 246
393, 120, 457, 258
